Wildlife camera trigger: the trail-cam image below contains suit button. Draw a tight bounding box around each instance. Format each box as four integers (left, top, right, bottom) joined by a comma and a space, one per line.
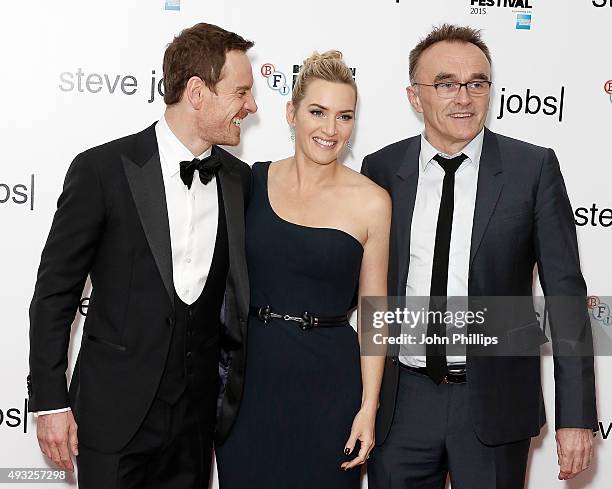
392, 358, 398, 365
166, 317, 174, 326
187, 330, 193, 337
186, 351, 192, 358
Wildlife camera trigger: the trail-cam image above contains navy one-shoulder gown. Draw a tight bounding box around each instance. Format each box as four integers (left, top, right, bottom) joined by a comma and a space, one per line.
216, 161, 364, 489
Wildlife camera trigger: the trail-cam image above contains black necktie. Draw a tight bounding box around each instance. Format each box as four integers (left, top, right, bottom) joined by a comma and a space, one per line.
179, 151, 221, 189
426, 153, 468, 384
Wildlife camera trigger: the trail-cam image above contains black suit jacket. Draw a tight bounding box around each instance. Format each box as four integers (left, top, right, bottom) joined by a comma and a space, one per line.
362, 128, 597, 446
28, 123, 249, 452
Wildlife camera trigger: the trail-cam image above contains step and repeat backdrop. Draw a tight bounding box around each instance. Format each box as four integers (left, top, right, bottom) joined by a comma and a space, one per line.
1, 1, 610, 488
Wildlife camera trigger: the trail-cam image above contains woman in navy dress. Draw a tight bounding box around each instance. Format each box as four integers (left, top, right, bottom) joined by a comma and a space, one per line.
216, 51, 390, 489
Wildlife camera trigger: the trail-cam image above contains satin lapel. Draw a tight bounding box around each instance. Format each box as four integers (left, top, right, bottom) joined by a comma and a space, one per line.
122, 149, 174, 308
469, 128, 504, 267
394, 138, 421, 296
217, 150, 248, 340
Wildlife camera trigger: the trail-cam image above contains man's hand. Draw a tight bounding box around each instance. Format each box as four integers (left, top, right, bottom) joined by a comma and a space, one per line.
36, 411, 78, 472
555, 428, 594, 480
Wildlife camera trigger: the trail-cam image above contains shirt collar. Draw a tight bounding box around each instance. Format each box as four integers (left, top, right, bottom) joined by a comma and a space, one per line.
155, 115, 212, 177
419, 128, 485, 172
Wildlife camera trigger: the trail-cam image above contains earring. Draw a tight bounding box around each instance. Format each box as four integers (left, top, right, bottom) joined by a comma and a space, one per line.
347, 140, 353, 151
290, 126, 295, 142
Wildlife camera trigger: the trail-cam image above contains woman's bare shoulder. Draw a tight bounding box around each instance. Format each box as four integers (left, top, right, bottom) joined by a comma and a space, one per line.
340, 165, 391, 213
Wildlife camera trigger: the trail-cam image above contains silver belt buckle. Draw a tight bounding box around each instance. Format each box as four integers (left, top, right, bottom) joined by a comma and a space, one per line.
444, 366, 467, 384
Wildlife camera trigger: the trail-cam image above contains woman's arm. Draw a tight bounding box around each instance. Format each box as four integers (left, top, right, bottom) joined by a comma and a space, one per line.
342, 184, 391, 470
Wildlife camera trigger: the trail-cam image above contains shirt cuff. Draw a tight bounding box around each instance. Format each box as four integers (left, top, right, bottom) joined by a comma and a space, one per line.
35, 407, 71, 417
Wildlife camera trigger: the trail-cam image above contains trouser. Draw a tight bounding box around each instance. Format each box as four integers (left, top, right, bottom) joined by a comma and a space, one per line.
368, 367, 531, 489
77, 391, 213, 489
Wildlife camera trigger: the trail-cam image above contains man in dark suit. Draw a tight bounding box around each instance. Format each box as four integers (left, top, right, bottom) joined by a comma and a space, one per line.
362, 24, 597, 489
28, 23, 255, 488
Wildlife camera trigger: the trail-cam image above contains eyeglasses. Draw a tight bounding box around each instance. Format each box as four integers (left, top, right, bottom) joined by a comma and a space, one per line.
414, 80, 492, 99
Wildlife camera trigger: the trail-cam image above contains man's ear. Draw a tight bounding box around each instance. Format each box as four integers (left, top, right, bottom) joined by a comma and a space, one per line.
184, 76, 209, 110
407, 85, 423, 114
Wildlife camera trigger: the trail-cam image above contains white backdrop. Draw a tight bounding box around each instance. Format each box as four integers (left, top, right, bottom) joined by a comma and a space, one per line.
1, 1, 611, 488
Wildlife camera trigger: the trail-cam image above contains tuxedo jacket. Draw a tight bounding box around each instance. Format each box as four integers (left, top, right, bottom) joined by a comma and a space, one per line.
28, 123, 249, 452
362, 128, 597, 446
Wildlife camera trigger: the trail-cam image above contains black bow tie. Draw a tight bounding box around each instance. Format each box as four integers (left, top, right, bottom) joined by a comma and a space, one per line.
179, 151, 221, 189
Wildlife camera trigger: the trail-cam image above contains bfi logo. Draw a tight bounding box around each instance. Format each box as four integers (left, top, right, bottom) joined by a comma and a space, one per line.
261, 64, 290, 96
587, 296, 612, 327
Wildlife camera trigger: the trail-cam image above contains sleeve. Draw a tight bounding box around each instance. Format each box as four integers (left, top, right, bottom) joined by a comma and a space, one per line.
533, 148, 598, 430
28, 152, 106, 412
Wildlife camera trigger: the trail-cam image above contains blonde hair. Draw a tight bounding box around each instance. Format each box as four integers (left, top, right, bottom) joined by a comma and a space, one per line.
291, 50, 357, 107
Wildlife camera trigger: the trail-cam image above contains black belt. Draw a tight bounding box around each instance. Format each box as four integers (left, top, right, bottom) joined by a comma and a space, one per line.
249, 305, 348, 331
399, 361, 467, 384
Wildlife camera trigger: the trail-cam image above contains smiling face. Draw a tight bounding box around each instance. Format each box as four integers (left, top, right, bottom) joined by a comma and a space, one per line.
287, 79, 356, 166
407, 41, 491, 154
195, 50, 257, 146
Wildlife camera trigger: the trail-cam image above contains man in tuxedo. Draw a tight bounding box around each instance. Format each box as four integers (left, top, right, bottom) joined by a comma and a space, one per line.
28, 23, 255, 488
362, 24, 597, 489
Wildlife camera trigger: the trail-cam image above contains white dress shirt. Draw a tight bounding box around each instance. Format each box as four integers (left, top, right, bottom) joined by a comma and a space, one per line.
156, 115, 219, 305
400, 129, 484, 368
37, 116, 219, 415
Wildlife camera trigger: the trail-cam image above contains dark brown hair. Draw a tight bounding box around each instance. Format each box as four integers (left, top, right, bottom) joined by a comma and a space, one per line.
409, 24, 492, 83
163, 23, 254, 105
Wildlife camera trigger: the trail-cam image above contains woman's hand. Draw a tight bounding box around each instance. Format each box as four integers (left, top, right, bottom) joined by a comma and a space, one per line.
341, 406, 376, 470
